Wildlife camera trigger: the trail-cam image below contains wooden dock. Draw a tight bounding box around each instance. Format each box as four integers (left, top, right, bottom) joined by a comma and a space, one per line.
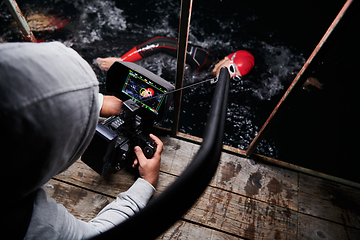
46, 136, 360, 239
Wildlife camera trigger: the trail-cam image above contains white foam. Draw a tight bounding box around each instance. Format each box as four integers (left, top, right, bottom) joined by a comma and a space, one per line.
252, 42, 305, 100
73, 0, 127, 43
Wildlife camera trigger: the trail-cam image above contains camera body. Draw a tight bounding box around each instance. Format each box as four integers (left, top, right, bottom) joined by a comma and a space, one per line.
82, 62, 174, 175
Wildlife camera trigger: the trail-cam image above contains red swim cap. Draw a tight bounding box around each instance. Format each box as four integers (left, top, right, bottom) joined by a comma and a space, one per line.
227, 50, 255, 76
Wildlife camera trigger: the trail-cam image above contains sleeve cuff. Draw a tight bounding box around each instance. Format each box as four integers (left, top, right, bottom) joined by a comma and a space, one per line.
124, 178, 156, 207
97, 93, 104, 114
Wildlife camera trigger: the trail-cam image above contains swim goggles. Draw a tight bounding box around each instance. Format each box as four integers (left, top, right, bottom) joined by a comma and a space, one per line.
228, 62, 241, 81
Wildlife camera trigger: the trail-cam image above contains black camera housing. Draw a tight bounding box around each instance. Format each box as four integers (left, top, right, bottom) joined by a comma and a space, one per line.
82, 62, 174, 175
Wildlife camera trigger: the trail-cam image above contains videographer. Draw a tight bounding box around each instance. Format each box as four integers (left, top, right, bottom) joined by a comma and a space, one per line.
0, 41, 163, 239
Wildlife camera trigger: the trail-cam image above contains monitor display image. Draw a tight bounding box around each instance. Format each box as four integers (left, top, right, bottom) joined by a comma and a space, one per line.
121, 70, 167, 115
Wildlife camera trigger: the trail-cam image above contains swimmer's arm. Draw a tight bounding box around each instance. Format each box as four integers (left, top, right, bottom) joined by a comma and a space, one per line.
96, 57, 122, 71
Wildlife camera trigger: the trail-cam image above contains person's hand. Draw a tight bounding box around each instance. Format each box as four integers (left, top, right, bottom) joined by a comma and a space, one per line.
133, 134, 163, 187
100, 95, 123, 117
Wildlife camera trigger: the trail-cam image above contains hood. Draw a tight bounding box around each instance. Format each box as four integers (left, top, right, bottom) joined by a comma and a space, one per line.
0, 42, 99, 201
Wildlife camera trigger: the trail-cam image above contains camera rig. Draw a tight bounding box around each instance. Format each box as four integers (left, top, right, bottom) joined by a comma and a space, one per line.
82, 62, 174, 175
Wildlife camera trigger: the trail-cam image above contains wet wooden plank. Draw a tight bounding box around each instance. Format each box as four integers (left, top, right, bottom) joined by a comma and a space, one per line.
211, 151, 298, 210
45, 179, 240, 239
158, 136, 199, 176
160, 137, 298, 210
54, 160, 297, 239
54, 160, 177, 198
52, 136, 300, 238
44, 179, 113, 222
54, 160, 137, 195
56, 136, 298, 210
299, 173, 360, 229
49, 135, 360, 239
297, 213, 360, 240
185, 186, 297, 239
159, 220, 243, 240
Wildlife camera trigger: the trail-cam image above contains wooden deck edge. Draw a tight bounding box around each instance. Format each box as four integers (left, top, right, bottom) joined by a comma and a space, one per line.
47, 178, 245, 239
171, 130, 360, 190
48, 176, 360, 239
48, 133, 360, 239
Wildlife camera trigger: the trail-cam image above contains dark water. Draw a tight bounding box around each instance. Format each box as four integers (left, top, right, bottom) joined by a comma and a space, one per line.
1, 0, 359, 182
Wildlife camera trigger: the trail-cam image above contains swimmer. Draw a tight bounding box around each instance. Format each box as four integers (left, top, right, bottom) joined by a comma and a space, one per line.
140, 88, 155, 98
97, 36, 323, 91
96, 36, 255, 80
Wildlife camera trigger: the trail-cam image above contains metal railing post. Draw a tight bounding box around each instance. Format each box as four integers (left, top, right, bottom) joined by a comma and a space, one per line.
245, 0, 355, 156
171, 0, 193, 137
4, 0, 37, 42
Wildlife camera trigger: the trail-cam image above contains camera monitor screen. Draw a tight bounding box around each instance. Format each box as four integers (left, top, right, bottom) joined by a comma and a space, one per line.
106, 61, 174, 120
122, 70, 167, 115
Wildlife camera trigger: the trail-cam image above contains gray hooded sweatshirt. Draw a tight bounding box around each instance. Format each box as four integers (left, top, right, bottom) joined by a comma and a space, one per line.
0, 42, 155, 239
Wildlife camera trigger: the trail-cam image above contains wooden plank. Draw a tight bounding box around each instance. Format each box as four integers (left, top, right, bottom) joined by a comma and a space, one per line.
184, 186, 297, 239
54, 160, 297, 239
44, 179, 113, 222
49, 136, 360, 238
45, 179, 240, 239
56, 136, 298, 210
160, 136, 299, 210
159, 220, 243, 240
159, 136, 199, 176
299, 173, 360, 229
211, 151, 298, 210
54, 160, 177, 198
297, 213, 360, 239
52, 136, 300, 238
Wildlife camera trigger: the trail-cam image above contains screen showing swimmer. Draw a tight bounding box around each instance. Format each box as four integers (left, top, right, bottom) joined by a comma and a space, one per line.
121, 70, 167, 115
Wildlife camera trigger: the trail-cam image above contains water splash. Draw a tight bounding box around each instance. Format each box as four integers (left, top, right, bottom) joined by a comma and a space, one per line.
74, 0, 127, 44
0, 0, 307, 158
251, 42, 305, 100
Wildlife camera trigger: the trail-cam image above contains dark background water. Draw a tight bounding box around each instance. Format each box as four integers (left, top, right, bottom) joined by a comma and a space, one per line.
1, 0, 359, 183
